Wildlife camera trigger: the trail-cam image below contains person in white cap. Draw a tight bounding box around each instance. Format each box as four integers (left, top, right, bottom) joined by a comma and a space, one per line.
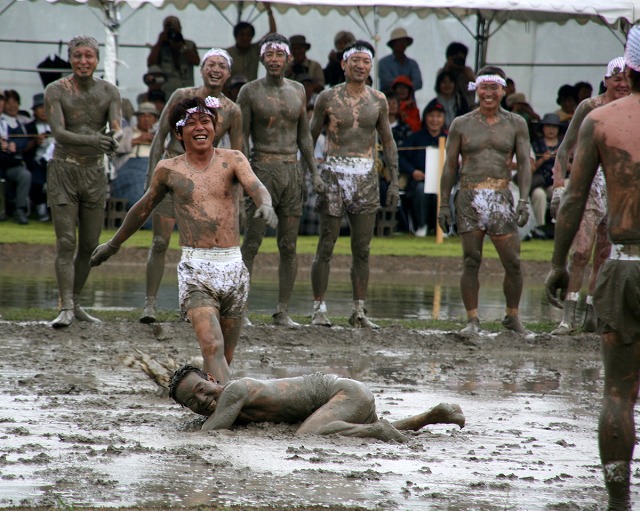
141, 48, 242, 324
549, 56, 630, 335
378, 27, 422, 93
546, 25, 640, 511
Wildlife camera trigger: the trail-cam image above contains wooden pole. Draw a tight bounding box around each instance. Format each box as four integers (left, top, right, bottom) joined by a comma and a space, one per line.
435, 135, 446, 244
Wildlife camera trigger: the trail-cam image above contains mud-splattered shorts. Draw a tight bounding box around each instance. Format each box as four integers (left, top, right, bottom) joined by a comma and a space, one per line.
593, 244, 640, 344
47, 155, 107, 209
316, 156, 379, 216
245, 158, 304, 217
455, 188, 518, 236
177, 246, 249, 319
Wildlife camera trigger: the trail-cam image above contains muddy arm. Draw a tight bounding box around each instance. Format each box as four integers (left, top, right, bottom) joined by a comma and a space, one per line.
202, 382, 249, 431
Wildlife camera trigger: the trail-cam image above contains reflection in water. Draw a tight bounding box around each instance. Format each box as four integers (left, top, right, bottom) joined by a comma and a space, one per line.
0, 261, 562, 323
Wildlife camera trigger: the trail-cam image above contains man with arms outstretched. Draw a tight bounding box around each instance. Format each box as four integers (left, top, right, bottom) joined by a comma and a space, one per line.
91, 97, 277, 384
546, 25, 640, 511
170, 364, 465, 442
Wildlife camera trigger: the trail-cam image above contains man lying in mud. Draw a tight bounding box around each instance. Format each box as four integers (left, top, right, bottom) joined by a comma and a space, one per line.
169, 364, 465, 442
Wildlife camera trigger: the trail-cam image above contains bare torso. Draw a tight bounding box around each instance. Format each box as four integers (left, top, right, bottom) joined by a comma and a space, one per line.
238, 78, 307, 156
149, 149, 250, 248
45, 76, 120, 158
589, 96, 640, 243
452, 108, 525, 188
315, 83, 386, 159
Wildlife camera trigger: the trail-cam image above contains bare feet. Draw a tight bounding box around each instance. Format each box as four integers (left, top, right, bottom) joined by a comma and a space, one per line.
502, 315, 532, 335
349, 311, 379, 329
461, 317, 480, 335
74, 306, 102, 323
272, 311, 300, 329
312, 310, 332, 327
367, 419, 407, 443
140, 298, 157, 324
393, 402, 465, 431
51, 309, 74, 328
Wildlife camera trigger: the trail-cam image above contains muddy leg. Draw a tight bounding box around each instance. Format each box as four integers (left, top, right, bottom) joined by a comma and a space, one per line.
311, 214, 341, 325
220, 316, 242, 367
273, 214, 300, 327
598, 331, 640, 511
143, 214, 175, 323
459, 231, 484, 330
188, 307, 230, 384
51, 203, 78, 327
392, 403, 465, 431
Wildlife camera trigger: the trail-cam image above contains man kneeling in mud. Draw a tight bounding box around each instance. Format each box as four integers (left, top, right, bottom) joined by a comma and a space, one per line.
169, 364, 465, 442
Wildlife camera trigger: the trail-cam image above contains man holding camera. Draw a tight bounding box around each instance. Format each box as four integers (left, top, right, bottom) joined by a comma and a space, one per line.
147, 16, 200, 98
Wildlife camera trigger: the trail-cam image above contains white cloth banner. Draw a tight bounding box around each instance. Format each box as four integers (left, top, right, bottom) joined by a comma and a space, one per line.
423, 147, 440, 195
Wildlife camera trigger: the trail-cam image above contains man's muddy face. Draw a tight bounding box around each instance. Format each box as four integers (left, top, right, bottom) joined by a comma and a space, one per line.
70, 46, 98, 79
201, 56, 231, 88
605, 72, 630, 101
261, 47, 289, 77
177, 112, 216, 151
174, 373, 217, 417
476, 82, 504, 109
342, 53, 372, 84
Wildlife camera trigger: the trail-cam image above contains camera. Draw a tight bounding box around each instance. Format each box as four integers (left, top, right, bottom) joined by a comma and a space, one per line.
167, 28, 184, 43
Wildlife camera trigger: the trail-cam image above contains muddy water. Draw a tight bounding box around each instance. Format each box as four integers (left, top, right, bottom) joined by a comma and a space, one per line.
0, 262, 563, 323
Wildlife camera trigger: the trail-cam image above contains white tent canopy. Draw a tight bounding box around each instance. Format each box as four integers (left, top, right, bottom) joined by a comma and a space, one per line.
2, 0, 638, 115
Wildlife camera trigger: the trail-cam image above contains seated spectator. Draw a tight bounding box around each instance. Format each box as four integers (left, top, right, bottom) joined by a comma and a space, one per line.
438, 42, 476, 109
378, 27, 422, 93
136, 65, 167, 106
24, 93, 53, 222
398, 99, 448, 237
433, 70, 469, 130
391, 75, 421, 132
574, 81, 593, 103
109, 102, 159, 230
554, 84, 578, 125
296, 73, 319, 107
323, 30, 355, 87
146, 16, 200, 98
286, 35, 325, 93
0, 90, 32, 225
227, 74, 247, 103
529, 113, 564, 239
225, 4, 277, 84
147, 89, 166, 115
506, 92, 540, 140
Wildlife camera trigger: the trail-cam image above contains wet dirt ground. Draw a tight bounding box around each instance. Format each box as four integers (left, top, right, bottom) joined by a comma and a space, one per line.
0, 247, 634, 510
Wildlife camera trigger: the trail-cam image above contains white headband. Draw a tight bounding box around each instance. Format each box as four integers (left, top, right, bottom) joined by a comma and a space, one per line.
200, 48, 233, 69
342, 47, 373, 61
175, 97, 220, 129
624, 26, 640, 72
468, 74, 507, 91
260, 42, 291, 58
605, 56, 626, 78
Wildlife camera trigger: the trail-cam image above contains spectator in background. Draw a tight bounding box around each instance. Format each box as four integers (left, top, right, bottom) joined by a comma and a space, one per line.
529, 113, 564, 240
323, 30, 355, 87
226, 3, 277, 84
554, 84, 578, 124
0, 89, 32, 225
399, 99, 448, 237
227, 74, 247, 103
500, 77, 516, 109
391, 75, 421, 132
439, 42, 476, 109
433, 70, 469, 130
136, 65, 167, 106
24, 93, 53, 222
574, 81, 593, 103
147, 16, 200, 99
110, 102, 159, 230
506, 92, 540, 141
147, 89, 166, 115
296, 73, 319, 107
378, 28, 422, 93
286, 35, 325, 93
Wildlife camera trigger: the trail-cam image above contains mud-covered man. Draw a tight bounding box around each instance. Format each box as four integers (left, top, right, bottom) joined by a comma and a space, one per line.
44, 35, 122, 328
141, 48, 242, 324
549, 57, 630, 335
309, 40, 399, 329
545, 25, 640, 511
90, 97, 276, 384
170, 364, 465, 441
238, 34, 324, 328
438, 66, 531, 335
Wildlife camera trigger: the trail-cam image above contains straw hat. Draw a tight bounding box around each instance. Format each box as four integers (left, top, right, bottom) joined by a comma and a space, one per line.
387, 27, 413, 48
